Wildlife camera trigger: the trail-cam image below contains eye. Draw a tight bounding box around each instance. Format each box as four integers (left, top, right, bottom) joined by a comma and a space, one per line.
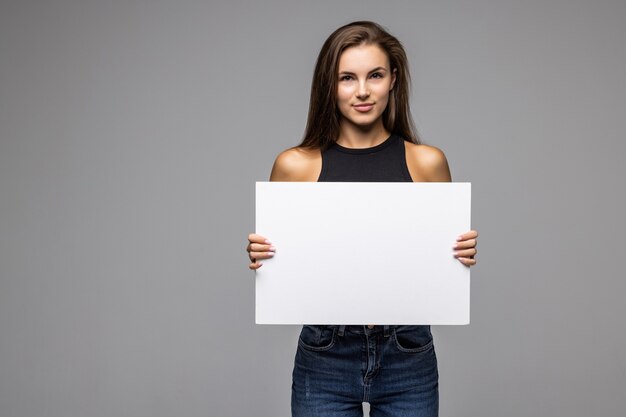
339, 75, 353, 81
371, 72, 384, 79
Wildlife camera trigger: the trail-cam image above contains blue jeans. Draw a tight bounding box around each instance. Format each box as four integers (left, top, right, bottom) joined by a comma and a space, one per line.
292, 325, 438, 417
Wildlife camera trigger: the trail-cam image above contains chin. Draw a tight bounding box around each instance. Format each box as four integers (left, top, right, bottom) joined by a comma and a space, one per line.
348, 114, 383, 126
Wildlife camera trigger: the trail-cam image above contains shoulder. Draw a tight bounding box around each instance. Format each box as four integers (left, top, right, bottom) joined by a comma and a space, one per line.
269, 146, 322, 181
404, 141, 452, 182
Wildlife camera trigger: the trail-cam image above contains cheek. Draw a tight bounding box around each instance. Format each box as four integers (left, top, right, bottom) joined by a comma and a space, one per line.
375, 85, 392, 105
374, 82, 392, 97
336, 86, 352, 102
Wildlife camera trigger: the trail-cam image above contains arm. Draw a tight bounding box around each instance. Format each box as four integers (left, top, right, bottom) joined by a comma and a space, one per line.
247, 151, 296, 270
248, 148, 319, 269
419, 146, 478, 267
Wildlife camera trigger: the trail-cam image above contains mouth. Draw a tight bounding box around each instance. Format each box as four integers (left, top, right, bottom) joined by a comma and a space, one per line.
353, 103, 374, 112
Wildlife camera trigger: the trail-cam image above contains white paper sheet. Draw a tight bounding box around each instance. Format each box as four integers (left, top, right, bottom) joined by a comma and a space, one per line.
255, 182, 471, 325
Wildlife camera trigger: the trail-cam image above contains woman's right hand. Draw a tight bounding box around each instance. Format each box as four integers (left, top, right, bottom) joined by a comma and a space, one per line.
247, 233, 275, 270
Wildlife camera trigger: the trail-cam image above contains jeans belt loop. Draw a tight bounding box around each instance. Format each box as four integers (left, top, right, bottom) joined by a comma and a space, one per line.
384, 325, 391, 337
337, 325, 346, 337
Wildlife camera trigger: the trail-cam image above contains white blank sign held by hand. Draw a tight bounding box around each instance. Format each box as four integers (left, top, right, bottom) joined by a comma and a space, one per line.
255, 182, 471, 325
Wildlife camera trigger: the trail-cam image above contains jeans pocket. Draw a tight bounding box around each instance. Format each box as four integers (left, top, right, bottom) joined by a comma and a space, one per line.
392, 325, 434, 353
298, 325, 337, 352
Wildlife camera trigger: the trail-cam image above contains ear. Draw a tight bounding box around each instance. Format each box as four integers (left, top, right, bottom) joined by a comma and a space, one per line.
390, 68, 397, 91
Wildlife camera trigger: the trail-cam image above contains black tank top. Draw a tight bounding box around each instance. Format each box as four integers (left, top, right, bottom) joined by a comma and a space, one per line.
317, 132, 414, 182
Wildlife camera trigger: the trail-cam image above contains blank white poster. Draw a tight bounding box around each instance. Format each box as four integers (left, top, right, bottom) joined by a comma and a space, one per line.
255, 182, 471, 325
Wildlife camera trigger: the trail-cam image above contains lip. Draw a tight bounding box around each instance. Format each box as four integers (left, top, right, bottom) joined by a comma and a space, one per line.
353, 103, 374, 112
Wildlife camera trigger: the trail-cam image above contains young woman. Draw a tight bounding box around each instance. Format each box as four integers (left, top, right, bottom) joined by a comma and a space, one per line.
246, 21, 478, 417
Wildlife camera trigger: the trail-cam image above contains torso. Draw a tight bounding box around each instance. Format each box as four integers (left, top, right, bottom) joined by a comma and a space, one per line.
269, 132, 451, 329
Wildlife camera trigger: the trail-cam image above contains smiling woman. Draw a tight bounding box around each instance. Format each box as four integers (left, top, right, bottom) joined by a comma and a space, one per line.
245, 21, 478, 417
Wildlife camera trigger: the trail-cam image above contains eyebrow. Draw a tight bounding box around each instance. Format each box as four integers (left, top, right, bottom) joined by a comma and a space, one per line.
338, 66, 388, 75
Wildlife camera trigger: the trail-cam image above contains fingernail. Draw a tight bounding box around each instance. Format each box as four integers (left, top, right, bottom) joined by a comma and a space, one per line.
269, 246, 276, 251
268, 252, 274, 257
264, 240, 271, 244
453, 252, 459, 257
453, 243, 459, 249
457, 236, 463, 241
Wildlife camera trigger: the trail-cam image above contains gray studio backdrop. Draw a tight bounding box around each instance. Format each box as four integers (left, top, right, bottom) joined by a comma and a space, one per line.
1, 1, 624, 416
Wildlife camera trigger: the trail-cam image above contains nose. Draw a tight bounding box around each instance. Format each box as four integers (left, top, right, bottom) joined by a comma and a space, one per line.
356, 80, 370, 99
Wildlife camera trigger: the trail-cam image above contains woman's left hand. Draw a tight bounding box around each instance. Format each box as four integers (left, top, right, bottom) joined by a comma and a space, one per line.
454, 230, 478, 266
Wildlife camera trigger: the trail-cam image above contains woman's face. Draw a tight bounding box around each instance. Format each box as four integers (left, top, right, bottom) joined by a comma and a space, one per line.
336, 43, 396, 130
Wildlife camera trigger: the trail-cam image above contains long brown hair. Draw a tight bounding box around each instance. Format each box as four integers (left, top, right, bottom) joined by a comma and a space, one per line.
299, 21, 420, 151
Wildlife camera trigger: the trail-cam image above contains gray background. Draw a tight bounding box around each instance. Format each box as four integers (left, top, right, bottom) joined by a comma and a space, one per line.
1, 0, 624, 416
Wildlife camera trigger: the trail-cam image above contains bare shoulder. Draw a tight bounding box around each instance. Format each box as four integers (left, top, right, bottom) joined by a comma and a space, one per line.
269, 146, 322, 181
404, 142, 452, 182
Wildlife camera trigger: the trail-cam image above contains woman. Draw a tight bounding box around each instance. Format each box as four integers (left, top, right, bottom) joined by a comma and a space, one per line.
246, 21, 478, 417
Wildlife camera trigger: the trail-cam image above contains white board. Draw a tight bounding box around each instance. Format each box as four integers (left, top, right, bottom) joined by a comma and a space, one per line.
255, 182, 471, 325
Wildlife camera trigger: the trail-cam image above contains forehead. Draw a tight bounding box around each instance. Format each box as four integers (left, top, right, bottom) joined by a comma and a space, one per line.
338, 44, 389, 72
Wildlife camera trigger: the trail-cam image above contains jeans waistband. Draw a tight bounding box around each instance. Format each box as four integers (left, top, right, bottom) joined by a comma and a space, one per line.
334, 325, 395, 337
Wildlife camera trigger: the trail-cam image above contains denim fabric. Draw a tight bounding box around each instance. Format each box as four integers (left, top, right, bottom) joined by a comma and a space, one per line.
291, 325, 438, 417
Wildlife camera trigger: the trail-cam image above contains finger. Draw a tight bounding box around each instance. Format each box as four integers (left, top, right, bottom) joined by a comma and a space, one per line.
249, 251, 275, 261
248, 233, 272, 244
457, 257, 477, 267
249, 243, 276, 253
249, 261, 263, 270
454, 248, 477, 258
453, 238, 476, 249
456, 230, 478, 241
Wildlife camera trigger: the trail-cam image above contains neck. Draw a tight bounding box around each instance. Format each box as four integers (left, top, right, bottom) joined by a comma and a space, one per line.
336, 120, 391, 149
